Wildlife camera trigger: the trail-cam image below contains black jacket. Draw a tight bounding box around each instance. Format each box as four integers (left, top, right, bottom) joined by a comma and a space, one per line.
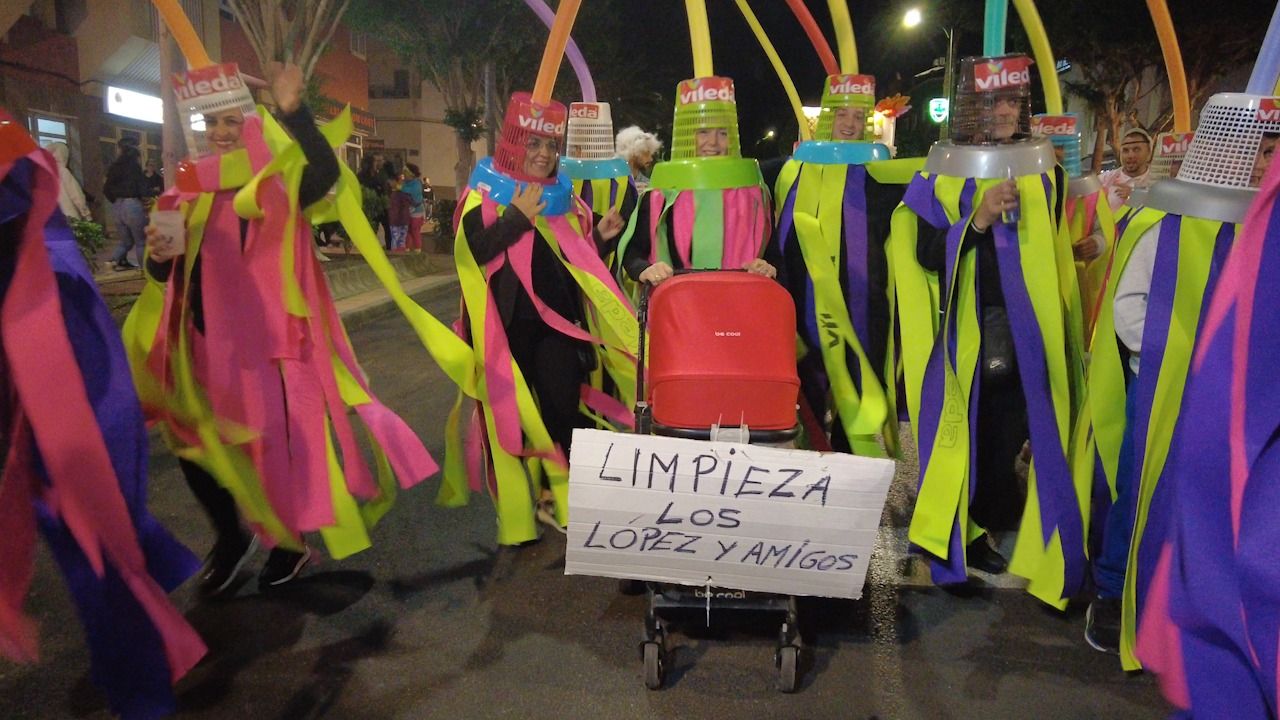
462, 207, 587, 330
777, 173, 905, 381
103, 153, 147, 202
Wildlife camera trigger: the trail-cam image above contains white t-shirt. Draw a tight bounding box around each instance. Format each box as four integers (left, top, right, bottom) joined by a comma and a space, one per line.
1113, 224, 1161, 375
1099, 168, 1151, 211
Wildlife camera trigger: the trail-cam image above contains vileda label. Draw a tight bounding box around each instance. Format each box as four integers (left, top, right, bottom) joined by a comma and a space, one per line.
974, 57, 1032, 92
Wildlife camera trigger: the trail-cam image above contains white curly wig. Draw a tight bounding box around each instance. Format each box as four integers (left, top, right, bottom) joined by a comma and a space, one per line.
615, 126, 662, 162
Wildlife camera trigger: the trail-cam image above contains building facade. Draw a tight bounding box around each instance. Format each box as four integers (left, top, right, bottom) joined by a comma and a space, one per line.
1, 0, 373, 228
367, 39, 485, 201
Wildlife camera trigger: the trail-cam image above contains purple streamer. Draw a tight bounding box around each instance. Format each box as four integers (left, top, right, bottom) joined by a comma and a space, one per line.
1145, 153, 1280, 717
903, 174, 986, 583
992, 216, 1086, 598
1131, 219, 1235, 648
843, 167, 870, 370
521, 0, 596, 102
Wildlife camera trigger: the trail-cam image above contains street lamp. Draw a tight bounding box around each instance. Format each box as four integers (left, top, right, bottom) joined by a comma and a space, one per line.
754, 128, 777, 155
902, 7, 955, 141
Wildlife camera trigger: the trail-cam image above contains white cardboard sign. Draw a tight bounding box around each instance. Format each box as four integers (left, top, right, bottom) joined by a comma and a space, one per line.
564, 429, 895, 599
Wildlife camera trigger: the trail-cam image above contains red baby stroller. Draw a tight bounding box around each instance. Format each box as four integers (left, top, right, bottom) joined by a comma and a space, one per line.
632, 270, 803, 691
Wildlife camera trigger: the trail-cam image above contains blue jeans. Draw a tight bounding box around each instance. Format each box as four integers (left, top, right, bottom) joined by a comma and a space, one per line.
1094, 378, 1139, 598
110, 198, 146, 267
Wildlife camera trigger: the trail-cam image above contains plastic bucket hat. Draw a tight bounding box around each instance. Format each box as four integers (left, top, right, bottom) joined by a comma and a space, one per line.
494, 91, 568, 183
669, 76, 741, 160
815, 74, 876, 142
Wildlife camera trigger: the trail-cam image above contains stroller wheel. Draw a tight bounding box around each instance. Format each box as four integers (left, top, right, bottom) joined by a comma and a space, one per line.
776, 645, 799, 693
642, 641, 665, 690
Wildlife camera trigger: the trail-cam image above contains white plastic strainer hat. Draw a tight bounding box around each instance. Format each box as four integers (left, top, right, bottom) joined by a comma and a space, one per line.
566, 102, 616, 160
171, 63, 257, 158
1149, 131, 1194, 181
1176, 93, 1280, 188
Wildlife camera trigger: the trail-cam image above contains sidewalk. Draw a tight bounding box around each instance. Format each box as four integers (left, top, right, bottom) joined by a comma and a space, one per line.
93, 245, 459, 325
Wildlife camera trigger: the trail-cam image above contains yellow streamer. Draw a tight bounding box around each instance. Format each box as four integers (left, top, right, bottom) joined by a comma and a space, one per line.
685, 0, 714, 78
1010, 0, 1062, 115
827, 0, 859, 74
1146, 0, 1191, 133
151, 0, 213, 67
732, 0, 811, 140
532, 0, 583, 105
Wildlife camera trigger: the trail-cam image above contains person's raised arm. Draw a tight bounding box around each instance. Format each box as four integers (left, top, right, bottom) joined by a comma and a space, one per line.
266, 62, 339, 209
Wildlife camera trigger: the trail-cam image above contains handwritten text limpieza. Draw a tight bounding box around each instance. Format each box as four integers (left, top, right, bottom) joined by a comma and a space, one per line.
580, 443, 858, 572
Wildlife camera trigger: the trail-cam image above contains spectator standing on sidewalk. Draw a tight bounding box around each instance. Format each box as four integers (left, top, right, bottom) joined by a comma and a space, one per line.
401, 163, 426, 252
46, 141, 92, 221
142, 158, 164, 205
102, 137, 147, 270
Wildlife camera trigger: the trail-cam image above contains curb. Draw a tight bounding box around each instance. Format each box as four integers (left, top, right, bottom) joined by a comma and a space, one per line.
336, 274, 461, 331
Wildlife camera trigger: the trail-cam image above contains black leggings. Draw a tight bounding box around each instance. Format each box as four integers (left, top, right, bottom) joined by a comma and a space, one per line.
504, 316, 591, 454
970, 375, 1030, 533
179, 458, 243, 544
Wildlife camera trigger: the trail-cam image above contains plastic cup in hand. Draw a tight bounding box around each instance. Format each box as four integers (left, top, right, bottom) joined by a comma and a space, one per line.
1002, 170, 1021, 225
150, 209, 185, 258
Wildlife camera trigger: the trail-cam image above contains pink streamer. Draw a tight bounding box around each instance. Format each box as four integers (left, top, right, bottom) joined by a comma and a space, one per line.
721, 186, 771, 268
1136, 546, 1190, 708
1, 150, 205, 680
672, 191, 696, 266
145, 119, 437, 538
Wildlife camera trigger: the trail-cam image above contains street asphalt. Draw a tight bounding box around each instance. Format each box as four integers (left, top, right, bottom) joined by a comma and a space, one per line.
0, 281, 1169, 719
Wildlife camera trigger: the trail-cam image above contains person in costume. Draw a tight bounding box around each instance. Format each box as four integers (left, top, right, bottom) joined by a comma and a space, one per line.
1084, 114, 1280, 660
129, 61, 437, 596
1032, 113, 1115, 342
444, 91, 636, 544
773, 73, 909, 457
1100, 128, 1153, 211
1135, 129, 1280, 720
0, 111, 206, 720
891, 53, 1085, 595
620, 76, 777, 287
563, 102, 637, 268
616, 125, 661, 192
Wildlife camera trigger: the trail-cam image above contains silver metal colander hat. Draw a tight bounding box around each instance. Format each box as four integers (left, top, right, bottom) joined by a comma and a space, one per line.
566, 102, 616, 160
